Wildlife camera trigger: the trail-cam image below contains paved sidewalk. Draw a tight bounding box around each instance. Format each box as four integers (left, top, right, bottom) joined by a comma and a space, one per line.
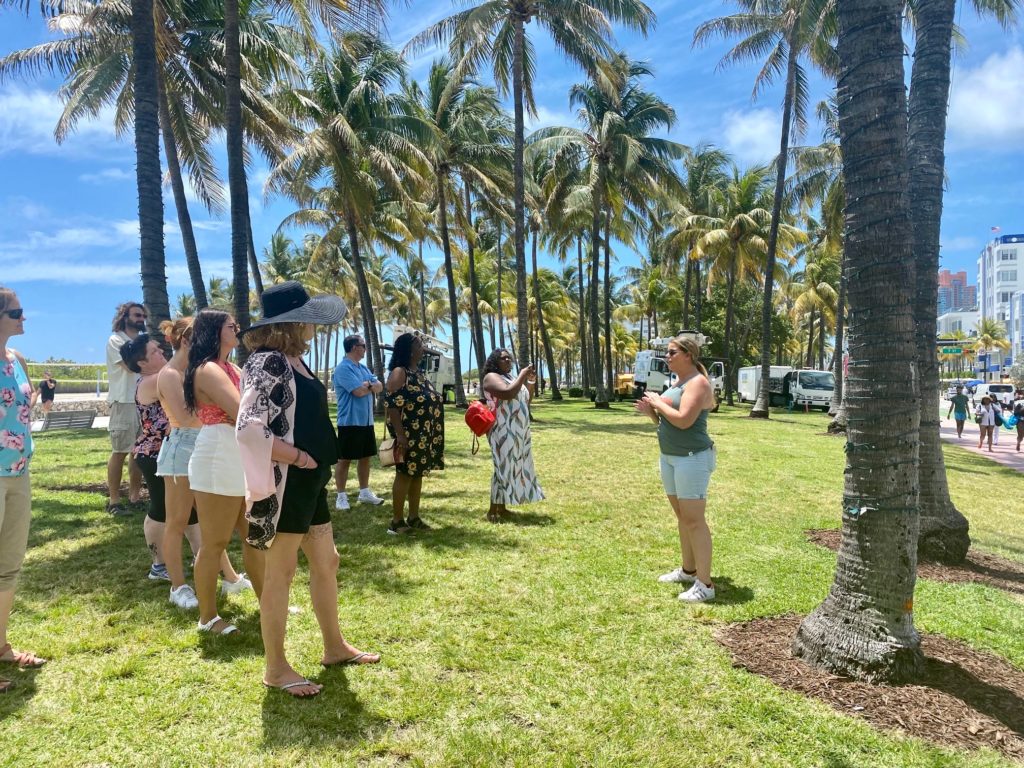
939, 415, 1024, 473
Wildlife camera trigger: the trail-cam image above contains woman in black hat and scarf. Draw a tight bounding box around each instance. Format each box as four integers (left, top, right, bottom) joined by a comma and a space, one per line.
237, 281, 380, 698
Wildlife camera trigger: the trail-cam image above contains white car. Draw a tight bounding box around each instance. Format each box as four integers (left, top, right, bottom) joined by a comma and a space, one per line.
972, 382, 1014, 407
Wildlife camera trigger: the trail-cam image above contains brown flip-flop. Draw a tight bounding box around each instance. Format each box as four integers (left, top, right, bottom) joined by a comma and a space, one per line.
0, 644, 46, 669
322, 652, 381, 667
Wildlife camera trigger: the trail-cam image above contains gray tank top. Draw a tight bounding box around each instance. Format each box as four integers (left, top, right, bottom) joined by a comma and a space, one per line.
657, 376, 713, 456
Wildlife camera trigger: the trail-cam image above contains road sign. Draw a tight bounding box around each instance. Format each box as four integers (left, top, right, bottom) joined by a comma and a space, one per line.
940, 347, 963, 355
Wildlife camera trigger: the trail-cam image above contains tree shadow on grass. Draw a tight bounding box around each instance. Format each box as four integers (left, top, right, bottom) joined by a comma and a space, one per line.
531, 414, 655, 437
486, 511, 556, 527
260, 667, 386, 749
0, 666, 43, 721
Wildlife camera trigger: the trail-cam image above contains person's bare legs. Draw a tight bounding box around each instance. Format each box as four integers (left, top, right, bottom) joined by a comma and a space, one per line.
143, 515, 164, 566
163, 477, 193, 588
392, 473, 411, 524
179, 520, 240, 582
335, 459, 351, 496
674, 498, 712, 587
41, 401, 52, 415
127, 455, 143, 504
302, 523, 379, 666
107, 451, 128, 505
259, 531, 319, 696
356, 458, 371, 491
235, 504, 264, 599
406, 476, 424, 521
667, 495, 697, 575
194, 490, 241, 630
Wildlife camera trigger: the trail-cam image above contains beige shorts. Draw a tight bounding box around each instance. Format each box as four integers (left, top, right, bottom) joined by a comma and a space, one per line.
109, 402, 141, 454
0, 472, 32, 591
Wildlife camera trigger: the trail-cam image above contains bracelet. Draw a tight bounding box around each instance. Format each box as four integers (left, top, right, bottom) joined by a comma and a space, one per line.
294, 449, 306, 468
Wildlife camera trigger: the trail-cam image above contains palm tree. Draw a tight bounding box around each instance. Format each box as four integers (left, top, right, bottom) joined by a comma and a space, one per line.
413, 57, 512, 408
271, 32, 429, 381
409, 0, 655, 372
974, 318, 1011, 380
695, 0, 837, 419
792, 0, 923, 683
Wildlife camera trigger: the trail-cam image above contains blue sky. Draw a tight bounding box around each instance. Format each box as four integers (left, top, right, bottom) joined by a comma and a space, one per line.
1, 0, 1023, 365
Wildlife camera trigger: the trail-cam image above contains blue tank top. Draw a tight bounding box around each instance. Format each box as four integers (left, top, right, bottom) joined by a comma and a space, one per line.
657, 376, 713, 456
0, 353, 34, 476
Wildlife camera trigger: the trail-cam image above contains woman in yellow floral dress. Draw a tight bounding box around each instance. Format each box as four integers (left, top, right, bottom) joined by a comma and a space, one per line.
384, 333, 444, 535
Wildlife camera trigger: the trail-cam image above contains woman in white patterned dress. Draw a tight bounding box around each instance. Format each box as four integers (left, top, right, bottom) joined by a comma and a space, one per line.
482, 349, 544, 522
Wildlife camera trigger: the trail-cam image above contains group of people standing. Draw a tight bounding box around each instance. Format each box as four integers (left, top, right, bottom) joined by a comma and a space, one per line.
947, 384, 1024, 453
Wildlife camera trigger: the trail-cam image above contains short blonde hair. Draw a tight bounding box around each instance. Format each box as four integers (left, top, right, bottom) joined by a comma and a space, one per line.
160, 318, 194, 350
242, 323, 309, 356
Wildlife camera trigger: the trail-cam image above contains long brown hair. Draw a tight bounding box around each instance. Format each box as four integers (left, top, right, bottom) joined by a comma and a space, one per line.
670, 335, 708, 377
111, 302, 144, 332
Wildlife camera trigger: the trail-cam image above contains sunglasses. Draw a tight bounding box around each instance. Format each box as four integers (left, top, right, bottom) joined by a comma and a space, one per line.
2, 308, 24, 320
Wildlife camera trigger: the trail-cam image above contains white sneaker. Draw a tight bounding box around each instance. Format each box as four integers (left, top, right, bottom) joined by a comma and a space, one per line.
222, 573, 252, 596
335, 493, 350, 510
658, 567, 697, 584
169, 584, 199, 610
357, 488, 384, 506
679, 580, 716, 603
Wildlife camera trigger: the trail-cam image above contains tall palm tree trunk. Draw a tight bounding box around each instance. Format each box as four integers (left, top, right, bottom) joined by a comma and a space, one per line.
792, 0, 923, 682
752, 36, 798, 418
497, 221, 505, 348
805, 307, 816, 368
682, 257, 693, 328
246, 208, 264, 297
511, 16, 530, 368
578, 237, 590, 390
158, 78, 207, 310
590, 190, 608, 407
603, 212, 613, 401
694, 260, 703, 333
418, 240, 428, 330
531, 226, 561, 400
465, 183, 486, 368
818, 311, 825, 370
723, 260, 736, 405
437, 181, 467, 408
909, 0, 970, 564
131, 0, 170, 342
223, 0, 251, 347
346, 213, 382, 381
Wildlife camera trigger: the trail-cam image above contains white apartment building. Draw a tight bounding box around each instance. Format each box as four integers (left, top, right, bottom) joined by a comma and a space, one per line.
977, 233, 1023, 370
936, 309, 978, 337
1009, 293, 1024, 364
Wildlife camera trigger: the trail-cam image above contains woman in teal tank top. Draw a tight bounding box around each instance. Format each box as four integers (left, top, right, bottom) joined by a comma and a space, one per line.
636, 335, 717, 603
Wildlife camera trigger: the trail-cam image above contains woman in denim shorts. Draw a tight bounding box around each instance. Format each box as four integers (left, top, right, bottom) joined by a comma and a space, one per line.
637, 335, 718, 603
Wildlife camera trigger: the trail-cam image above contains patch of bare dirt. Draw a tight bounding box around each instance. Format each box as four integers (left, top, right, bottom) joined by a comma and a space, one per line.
717, 615, 1024, 761
807, 529, 1024, 598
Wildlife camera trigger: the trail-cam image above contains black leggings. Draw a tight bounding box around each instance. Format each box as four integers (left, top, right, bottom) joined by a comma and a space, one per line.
135, 455, 165, 522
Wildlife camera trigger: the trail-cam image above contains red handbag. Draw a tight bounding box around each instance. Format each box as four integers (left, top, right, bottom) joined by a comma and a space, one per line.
465, 400, 496, 454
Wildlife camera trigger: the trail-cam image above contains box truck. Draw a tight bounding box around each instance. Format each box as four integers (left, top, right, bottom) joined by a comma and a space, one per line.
737, 366, 834, 411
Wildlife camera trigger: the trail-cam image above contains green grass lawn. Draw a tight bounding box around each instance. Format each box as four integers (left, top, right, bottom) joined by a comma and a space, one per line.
2, 402, 1022, 767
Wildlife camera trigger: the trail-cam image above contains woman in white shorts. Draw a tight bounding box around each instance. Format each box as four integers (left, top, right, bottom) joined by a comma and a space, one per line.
184, 310, 264, 635
637, 335, 718, 603
157, 318, 249, 611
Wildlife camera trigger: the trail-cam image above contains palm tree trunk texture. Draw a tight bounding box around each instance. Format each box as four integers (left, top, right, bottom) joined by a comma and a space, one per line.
418, 239, 428, 330
818, 311, 825, 371
828, 254, 846, 419
682, 257, 693, 328
437, 181, 467, 408
590, 191, 608, 407
246, 207, 264, 297
511, 17, 531, 369
223, 0, 251, 348
908, 0, 969, 564
751, 35, 799, 419
792, 0, 923, 682
603, 213, 613, 401
497, 221, 505, 349
694, 260, 703, 333
723, 261, 736, 405
805, 307, 816, 368
131, 0, 170, 343
465, 183, 486, 369
532, 225, 561, 399
346, 214, 383, 382
577, 238, 590, 391
158, 78, 207, 310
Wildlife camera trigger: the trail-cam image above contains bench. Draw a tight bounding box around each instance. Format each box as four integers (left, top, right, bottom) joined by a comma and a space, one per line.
40, 410, 97, 432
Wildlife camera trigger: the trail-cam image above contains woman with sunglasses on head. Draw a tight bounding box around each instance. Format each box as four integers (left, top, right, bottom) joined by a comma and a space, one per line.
481, 349, 544, 523
637, 335, 718, 603
184, 309, 264, 635
384, 333, 445, 535
237, 282, 380, 698
0, 287, 46, 692
156, 318, 248, 611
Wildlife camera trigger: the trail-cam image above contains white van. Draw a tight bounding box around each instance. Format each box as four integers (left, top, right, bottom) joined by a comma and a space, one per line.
973, 382, 1014, 407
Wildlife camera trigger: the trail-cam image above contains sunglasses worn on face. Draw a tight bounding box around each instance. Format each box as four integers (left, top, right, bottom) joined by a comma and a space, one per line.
666, 349, 681, 357
2, 309, 24, 320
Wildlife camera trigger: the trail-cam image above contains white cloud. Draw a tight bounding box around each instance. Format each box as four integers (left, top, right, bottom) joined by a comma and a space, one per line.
948, 47, 1024, 148
79, 167, 132, 184
0, 86, 120, 157
720, 108, 782, 166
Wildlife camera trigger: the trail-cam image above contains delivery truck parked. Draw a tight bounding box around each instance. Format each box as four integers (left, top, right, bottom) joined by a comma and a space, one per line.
737, 366, 834, 411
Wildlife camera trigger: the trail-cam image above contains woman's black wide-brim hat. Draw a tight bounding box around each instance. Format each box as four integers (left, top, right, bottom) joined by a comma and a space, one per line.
241, 280, 346, 333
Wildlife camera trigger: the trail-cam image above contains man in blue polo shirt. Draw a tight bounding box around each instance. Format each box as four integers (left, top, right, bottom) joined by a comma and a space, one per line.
333, 335, 385, 510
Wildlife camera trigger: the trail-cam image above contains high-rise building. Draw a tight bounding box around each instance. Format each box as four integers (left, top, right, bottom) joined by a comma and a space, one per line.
937, 269, 976, 315
977, 233, 1023, 371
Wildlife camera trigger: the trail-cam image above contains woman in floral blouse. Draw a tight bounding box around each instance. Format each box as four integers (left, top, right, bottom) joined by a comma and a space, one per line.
384, 333, 445, 535
0, 286, 46, 693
